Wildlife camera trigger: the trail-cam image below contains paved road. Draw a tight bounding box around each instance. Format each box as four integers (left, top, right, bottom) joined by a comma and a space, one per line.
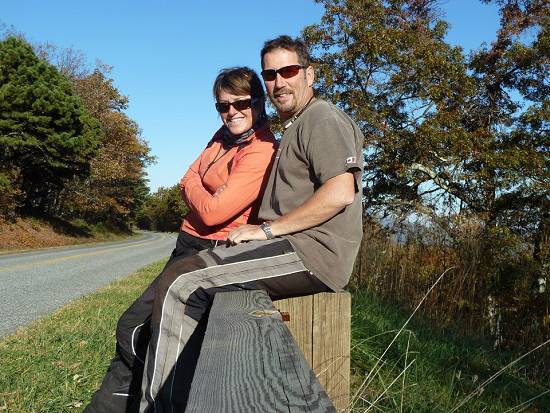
0, 231, 177, 337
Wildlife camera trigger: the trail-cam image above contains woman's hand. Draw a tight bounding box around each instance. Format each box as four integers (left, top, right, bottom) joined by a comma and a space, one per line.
213, 184, 227, 197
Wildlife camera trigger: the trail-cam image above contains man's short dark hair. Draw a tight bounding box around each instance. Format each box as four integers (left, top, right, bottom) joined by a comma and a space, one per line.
261, 35, 311, 68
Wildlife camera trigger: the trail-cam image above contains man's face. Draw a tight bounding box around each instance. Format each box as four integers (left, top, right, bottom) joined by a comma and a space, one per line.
262, 48, 314, 121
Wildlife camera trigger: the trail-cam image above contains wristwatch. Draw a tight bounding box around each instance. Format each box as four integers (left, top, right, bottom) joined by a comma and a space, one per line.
260, 222, 274, 240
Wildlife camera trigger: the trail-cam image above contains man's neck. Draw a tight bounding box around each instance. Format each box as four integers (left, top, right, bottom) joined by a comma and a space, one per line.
282, 94, 315, 128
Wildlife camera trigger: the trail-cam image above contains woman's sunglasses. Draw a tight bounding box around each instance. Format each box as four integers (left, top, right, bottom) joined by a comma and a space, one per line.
261, 65, 307, 81
215, 98, 256, 113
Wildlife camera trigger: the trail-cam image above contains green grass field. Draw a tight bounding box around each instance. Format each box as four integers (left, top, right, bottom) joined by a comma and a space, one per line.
0, 261, 166, 412
1, 261, 548, 412
349, 290, 550, 412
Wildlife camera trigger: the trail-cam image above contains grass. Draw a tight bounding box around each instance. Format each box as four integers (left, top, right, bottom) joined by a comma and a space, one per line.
349, 288, 550, 412
0, 260, 165, 412
0, 260, 548, 412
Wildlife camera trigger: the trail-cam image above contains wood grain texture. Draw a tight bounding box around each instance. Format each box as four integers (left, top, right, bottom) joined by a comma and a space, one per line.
312, 293, 351, 412
274, 295, 314, 366
276, 293, 351, 413
185, 290, 336, 412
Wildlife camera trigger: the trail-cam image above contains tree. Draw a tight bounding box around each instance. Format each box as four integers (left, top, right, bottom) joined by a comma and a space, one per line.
303, 0, 548, 240
302, 0, 549, 346
467, 0, 549, 343
469, 0, 549, 247
136, 185, 188, 232
303, 0, 475, 223
0, 36, 101, 214
43, 56, 155, 228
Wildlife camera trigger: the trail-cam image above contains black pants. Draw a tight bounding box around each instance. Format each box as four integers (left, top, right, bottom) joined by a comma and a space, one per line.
138, 238, 331, 412
84, 231, 217, 413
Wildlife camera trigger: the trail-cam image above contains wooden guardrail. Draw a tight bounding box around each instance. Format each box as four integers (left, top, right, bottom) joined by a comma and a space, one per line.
276, 292, 351, 411
184, 290, 341, 412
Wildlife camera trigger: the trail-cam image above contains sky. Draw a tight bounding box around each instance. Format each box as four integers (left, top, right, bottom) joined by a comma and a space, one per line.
1, 0, 501, 192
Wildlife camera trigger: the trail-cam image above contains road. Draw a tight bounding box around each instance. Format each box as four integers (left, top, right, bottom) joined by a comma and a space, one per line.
0, 231, 177, 337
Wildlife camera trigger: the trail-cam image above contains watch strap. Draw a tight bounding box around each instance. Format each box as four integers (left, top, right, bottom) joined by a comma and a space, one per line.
260, 222, 274, 240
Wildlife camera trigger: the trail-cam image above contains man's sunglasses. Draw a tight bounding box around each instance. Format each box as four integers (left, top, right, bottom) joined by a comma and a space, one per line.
215, 98, 256, 113
261, 65, 307, 81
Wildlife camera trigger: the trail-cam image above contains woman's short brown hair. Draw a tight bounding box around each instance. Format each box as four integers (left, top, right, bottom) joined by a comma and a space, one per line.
213, 67, 265, 104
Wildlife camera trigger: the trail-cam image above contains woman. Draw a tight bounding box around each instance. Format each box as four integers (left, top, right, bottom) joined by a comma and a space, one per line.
172, 66, 277, 260
84, 67, 277, 413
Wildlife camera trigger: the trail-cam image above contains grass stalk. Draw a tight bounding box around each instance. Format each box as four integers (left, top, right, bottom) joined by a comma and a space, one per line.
449, 337, 550, 412
364, 359, 416, 412
502, 389, 550, 413
351, 267, 454, 408
400, 330, 412, 413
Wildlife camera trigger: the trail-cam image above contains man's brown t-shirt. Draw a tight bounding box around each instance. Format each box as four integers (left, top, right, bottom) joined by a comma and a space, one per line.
258, 99, 364, 291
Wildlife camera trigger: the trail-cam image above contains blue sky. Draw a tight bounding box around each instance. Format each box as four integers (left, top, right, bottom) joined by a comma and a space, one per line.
2, 0, 501, 191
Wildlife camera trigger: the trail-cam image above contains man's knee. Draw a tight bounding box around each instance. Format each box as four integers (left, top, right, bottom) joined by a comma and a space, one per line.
183, 287, 214, 322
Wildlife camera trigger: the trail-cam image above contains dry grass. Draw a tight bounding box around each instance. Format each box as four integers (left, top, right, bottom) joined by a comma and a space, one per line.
352, 219, 550, 365
0, 217, 129, 252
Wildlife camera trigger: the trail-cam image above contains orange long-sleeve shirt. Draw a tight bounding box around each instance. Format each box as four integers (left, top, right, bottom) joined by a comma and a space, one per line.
180, 125, 277, 240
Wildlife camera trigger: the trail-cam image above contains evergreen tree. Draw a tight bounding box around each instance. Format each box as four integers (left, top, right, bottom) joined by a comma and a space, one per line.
0, 36, 101, 214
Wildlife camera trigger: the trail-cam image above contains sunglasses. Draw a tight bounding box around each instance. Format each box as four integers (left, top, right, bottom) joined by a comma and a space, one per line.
215, 98, 256, 113
261, 65, 307, 81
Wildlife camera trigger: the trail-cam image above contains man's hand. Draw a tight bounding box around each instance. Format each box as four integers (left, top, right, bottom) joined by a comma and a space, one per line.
227, 224, 267, 245
227, 173, 355, 245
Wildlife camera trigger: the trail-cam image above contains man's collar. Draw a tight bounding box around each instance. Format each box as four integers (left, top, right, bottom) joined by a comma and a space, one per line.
283, 96, 316, 129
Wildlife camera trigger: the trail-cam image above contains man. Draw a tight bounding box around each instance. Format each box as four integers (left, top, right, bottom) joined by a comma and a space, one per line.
135, 34, 364, 412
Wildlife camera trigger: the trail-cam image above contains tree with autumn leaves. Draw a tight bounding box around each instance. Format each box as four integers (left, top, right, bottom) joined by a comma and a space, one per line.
56, 64, 154, 227
135, 184, 188, 232
303, 0, 547, 234
0, 36, 154, 229
303, 0, 548, 345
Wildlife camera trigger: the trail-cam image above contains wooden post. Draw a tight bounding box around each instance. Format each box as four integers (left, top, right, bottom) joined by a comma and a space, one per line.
275, 292, 351, 412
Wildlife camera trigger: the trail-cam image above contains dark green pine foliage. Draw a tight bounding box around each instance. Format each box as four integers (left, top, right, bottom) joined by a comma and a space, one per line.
0, 36, 101, 214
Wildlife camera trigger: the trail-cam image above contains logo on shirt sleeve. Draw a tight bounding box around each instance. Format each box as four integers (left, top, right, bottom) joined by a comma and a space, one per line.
345, 156, 357, 164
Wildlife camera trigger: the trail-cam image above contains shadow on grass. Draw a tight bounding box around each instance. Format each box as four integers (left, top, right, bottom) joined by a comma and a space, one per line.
25, 212, 133, 238
41, 215, 92, 237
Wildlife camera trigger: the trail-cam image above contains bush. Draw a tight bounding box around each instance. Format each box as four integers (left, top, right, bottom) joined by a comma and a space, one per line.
352, 218, 549, 357
136, 185, 187, 232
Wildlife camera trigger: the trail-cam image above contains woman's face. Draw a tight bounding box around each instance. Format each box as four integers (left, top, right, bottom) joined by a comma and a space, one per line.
217, 89, 261, 136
